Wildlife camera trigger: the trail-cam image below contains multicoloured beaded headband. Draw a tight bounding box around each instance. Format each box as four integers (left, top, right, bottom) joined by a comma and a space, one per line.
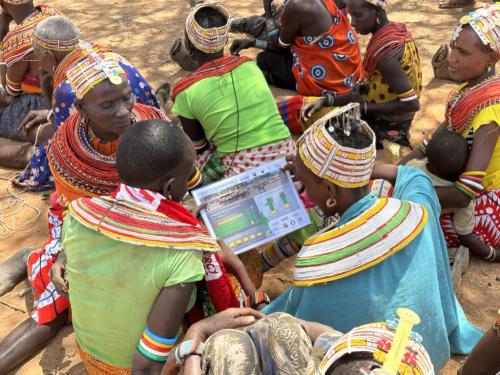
365, 0, 387, 9
32, 29, 79, 52
3, 0, 32, 4
451, 4, 500, 52
66, 51, 125, 99
319, 309, 434, 375
185, 3, 230, 54
298, 103, 376, 188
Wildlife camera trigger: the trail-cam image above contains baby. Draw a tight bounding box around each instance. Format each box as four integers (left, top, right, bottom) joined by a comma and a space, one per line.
407, 129, 487, 258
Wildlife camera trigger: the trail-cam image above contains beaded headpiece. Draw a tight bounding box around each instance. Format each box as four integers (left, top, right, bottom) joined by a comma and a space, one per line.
298, 103, 376, 188
365, 0, 387, 9
3, 0, 32, 4
185, 3, 230, 54
319, 309, 434, 375
66, 51, 125, 99
451, 4, 500, 52
33, 27, 79, 52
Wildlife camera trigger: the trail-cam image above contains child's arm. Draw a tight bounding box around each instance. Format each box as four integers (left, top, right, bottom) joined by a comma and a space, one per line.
371, 164, 399, 185
216, 239, 257, 296
132, 283, 194, 375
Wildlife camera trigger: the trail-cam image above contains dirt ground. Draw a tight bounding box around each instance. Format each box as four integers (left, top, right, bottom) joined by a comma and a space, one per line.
0, 0, 499, 373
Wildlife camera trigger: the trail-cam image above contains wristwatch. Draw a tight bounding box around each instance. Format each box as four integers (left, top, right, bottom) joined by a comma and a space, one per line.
245, 290, 271, 308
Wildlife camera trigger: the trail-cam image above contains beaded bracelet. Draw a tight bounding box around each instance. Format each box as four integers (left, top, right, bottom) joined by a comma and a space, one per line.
137, 326, 177, 362
416, 146, 426, 156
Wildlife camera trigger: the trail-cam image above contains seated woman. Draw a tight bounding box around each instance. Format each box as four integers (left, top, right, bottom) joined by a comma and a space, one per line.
261, 104, 481, 370
10, 15, 158, 191
0, 0, 59, 166
0, 52, 166, 374
172, 3, 293, 182
303, 0, 422, 147
404, 4, 500, 261
63, 119, 231, 373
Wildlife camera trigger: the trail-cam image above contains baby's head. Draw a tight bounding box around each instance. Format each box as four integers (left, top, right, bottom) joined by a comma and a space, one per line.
116, 119, 196, 202
426, 128, 469, 182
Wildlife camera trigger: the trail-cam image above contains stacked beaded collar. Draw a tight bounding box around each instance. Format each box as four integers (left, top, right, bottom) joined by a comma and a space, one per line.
185, 3, 230, 54
293, 197, 427, 286
298, 103, 377, 188
66, 50, 125, 99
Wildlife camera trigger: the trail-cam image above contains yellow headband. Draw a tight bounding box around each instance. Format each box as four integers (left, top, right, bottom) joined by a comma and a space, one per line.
185, 3, 230, 54
452, 4, 500, 52
66, 51, 125, 100
298, 103, 376, 188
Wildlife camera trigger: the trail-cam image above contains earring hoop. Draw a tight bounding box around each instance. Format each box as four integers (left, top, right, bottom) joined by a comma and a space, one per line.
326, 198, 336, 208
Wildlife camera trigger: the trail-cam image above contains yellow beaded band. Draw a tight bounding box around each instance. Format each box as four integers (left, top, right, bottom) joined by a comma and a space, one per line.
185, 3, 230, 54
32, 30, 79, 52
66, 51, 125, 99
3, 0, 32, 4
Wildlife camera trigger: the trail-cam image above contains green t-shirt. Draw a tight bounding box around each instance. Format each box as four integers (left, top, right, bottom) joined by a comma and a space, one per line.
172, 60, 290, 155
62, 214, 205, 368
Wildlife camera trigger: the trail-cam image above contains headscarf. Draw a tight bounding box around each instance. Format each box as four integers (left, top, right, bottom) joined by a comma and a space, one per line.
365, 0, 387, 9
66, 50, 125, 99
451, 3, 500, 52
297, 103, 376, 188
185, 3, 230, 54
319, 308, 434, 375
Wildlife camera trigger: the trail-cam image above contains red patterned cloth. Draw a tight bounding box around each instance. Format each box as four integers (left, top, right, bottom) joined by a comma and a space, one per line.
440, 189, 500, 248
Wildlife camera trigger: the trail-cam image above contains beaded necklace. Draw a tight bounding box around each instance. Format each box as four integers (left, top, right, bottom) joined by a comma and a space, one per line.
445, 72, 500, 134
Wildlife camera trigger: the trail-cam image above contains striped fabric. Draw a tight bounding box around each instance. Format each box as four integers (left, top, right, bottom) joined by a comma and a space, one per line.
293, 197, 427, 286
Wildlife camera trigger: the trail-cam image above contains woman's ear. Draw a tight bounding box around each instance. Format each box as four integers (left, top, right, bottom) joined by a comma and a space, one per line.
489, 49, 500, 67
325, 180, 337, 200
162, 177, 176, 200
74, 99, 87, 119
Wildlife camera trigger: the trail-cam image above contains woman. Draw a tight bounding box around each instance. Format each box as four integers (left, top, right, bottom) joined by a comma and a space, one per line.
0, 0, 58, 147
0, 51, 165, 374
405, 4, 500, 261
172, 4, 294, 182
13, 15, 158, 191
260, 104, 481, 369
303, 0, 422, 147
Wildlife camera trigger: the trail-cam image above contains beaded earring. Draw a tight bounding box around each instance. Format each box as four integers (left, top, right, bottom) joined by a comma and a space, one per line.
326, 198, 336, 208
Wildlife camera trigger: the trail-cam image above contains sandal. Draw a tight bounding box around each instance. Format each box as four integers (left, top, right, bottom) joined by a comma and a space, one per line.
170, 38, 199, 72
485, 246, 499, 262
438, 0, 475, 8
432, 44, 453, 81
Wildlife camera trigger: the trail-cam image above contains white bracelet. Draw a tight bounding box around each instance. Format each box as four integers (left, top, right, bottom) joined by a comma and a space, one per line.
46, 109, 54, 123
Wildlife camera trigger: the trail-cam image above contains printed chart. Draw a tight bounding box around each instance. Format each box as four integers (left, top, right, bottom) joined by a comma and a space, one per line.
192, 159, 311, 254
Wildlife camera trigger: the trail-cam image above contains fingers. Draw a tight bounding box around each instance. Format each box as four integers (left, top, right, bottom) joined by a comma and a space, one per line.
231, 307, 265, 320
230, 42, 241, 56
194, 202, 207, 218
49, 263, 68, 295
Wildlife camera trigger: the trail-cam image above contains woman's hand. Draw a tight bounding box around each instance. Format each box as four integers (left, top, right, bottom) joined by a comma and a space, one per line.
18, 110, 50, 138
49, 251, 68, 296
230, 39, 256, 56
301, 97, 327, 123
185, 307, 265, 342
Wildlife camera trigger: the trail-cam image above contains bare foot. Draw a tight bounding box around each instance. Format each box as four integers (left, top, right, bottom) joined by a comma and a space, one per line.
0, 248, 32, 297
